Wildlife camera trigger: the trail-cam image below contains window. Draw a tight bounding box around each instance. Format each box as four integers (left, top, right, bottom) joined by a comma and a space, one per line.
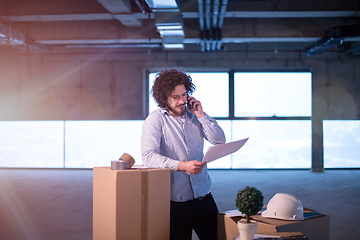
0, 120, 143, 168
188, 73, 229, 118
65, 120, 144, 168
231, 71, 312, 168
205, 120, 232, 169
234, 72, 312, 117
0, 70, 313, 169
0, 121, 64, 168
149, 72, 229, 117
231, 120, 311, 168
323, 120, 360, 168
148, 70, 312, 169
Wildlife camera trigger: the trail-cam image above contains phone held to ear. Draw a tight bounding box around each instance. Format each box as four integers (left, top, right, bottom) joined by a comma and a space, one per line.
187, 98, 194, 109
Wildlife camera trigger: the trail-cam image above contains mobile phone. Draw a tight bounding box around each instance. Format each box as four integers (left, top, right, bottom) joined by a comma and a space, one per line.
187, 98, 194, 109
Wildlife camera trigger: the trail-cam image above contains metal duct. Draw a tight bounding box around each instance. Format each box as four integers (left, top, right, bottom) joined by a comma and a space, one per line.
212, 0, 219, 51
197, 0, 205, 51
0, 23, 51, 53
345, 44, 360, 55
0, 23, 25, 45
305, 24, 360, 56
148, 0, 184, 49
205, 0, 211, 51
97, 0, 143, 27
217, 0, 228, 50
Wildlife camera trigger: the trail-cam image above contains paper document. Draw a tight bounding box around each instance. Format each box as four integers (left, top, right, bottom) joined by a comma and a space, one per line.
202, 138, 249, 163
235, 234, 281, 240
225, 210, 243, 217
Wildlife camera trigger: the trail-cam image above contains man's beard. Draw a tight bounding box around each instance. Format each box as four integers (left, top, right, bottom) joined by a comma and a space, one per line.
166, 103, 186, 116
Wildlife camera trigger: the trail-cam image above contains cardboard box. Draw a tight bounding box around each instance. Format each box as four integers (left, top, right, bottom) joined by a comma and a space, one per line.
218, 209, 329, 240
218, 214, 241, 240
93, 167, 171, 240
217, 214, 305, 240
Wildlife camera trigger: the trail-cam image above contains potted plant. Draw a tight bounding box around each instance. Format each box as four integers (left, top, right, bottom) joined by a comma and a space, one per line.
235, 186, 264, 240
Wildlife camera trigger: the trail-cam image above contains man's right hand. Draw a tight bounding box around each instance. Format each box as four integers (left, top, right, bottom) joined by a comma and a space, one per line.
178, 160, 206, 175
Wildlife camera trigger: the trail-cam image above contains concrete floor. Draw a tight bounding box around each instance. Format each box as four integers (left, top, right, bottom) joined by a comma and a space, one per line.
0, 169, 359, 240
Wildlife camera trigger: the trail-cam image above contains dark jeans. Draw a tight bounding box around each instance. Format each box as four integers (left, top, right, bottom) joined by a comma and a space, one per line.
170, 193, 219, 240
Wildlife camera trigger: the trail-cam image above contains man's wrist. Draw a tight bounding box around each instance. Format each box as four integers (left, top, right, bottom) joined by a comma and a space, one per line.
195, 112, 205, 119
178, 161, 186, 172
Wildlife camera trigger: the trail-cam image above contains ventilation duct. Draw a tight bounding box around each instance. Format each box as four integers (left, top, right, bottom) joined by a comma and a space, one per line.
345, 44, 360, 55
305, 25, 360, 56
97, 0, 143, 27
0, 23, 25, 45
145, 0, 179, 11
147, 0, 184, 49
0, 23, 51, 53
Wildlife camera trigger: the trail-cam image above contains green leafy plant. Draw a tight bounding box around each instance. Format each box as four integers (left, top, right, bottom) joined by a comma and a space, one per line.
236, 186, 264, 223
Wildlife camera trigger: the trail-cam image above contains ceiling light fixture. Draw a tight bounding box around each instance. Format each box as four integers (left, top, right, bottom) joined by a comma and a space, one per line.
158, 29, 184, 37
163, 43, 184, 49
156, 25, 182, 30
145, 0, 179, 12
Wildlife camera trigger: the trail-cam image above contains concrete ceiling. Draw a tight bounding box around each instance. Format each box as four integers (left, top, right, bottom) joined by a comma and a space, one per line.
0, 0, 360, 56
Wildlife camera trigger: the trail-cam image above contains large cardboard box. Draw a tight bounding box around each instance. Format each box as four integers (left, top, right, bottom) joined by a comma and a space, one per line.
218, 209, 329, 240
93, 167, 171, 240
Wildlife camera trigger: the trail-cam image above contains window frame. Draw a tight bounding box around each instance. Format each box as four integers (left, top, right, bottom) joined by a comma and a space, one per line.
147, 69, 313, 169
147, 68, 312, 121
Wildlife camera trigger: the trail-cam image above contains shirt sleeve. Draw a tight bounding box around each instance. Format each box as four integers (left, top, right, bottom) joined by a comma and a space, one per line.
141, 111, 180, 171
198, 113, 226, 145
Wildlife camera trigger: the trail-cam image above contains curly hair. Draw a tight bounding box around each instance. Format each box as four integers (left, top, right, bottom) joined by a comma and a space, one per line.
151, 69, 195, 108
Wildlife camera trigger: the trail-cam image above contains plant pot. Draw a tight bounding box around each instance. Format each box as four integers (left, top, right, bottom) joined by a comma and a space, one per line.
237, 219, 258, 240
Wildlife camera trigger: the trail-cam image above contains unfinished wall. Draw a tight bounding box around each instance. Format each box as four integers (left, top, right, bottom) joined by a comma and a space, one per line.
0, 52, 359, 170
0, 55, 144, 120
1, 53, 359, 121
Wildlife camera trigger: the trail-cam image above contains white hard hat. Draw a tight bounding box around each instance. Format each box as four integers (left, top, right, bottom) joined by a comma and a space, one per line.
261, 193, 304, 220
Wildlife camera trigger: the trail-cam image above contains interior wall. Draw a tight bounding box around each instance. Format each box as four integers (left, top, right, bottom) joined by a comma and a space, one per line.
1, 53, 359, 121
0, 52, 359, 170
0, 55, 145, 120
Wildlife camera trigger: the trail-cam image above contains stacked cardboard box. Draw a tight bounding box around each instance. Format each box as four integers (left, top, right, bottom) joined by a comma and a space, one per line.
218, 208, 329, 240
93, 167, 171, 240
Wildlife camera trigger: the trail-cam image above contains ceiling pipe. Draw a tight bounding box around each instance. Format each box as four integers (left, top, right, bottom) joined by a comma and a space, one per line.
345, 43, 360, 55
97, 0, 142, 27
205, 0, 211, 51
212, 0, 219, 51
197, 0, 205, 51
217, 0, 228, 50
305, 24, 360, 56
0, 23, 51, 53
197, 0, 227, 52
133, 0, 146, 13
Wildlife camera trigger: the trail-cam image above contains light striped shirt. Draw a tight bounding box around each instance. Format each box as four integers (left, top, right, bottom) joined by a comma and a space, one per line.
141, 108, 226, 202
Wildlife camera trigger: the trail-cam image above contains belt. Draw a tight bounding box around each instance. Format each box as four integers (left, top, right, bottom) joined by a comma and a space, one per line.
194, 193, 210, 201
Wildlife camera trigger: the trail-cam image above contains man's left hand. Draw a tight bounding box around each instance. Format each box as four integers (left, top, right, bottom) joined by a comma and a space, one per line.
187, 96, 205, 118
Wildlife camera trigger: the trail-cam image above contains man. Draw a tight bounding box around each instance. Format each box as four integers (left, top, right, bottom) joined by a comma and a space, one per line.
141, 69, 226, 240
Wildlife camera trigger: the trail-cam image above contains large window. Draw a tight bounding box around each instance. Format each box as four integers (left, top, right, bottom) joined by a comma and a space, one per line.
231, 120, 311, 168
149, 70, 312, 169
149, 72, 229, 117
65, 121, 143, 168
0, 121, 64, 168
0, 70, 314, 169
234, 72, 311, 117
205, 120, 232, 169
323, 120, 360, 168
0, 120, 143, 168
